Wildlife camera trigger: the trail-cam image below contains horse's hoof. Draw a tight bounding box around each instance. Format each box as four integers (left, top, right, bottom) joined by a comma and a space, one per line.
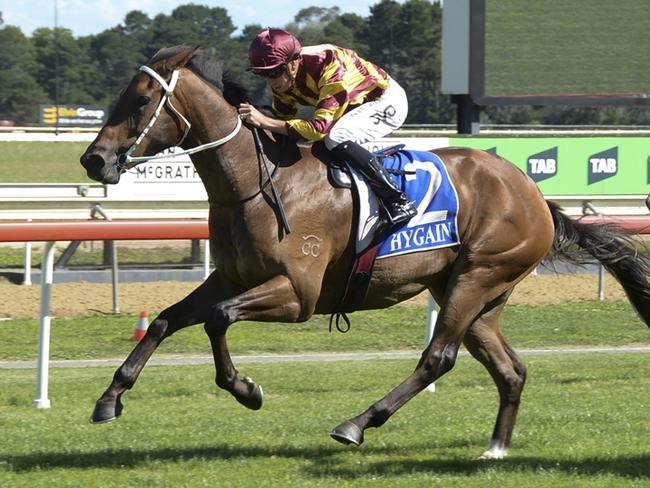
478, 448, 507, 460
330, 421, 364, 446
235, 378, 263, 411
90, 396, 123, 424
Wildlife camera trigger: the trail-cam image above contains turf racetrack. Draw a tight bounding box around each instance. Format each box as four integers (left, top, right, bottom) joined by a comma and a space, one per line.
1, 353, 648, 487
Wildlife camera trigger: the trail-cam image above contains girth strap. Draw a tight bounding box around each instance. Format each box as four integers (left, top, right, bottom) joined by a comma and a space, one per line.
329, 242, 380, 332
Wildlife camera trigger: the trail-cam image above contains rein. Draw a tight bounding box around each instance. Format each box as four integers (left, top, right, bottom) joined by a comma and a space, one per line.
251, 128, 291, 235
116, 65, 242, 172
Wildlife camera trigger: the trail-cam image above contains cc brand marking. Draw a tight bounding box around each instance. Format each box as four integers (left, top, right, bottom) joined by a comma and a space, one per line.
301, 235, 322, 257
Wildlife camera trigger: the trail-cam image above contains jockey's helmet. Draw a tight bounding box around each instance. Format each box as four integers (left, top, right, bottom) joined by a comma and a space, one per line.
248, 28, 302, 72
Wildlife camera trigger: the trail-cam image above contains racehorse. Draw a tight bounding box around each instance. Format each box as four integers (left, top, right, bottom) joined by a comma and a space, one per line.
80, 46, 650, 459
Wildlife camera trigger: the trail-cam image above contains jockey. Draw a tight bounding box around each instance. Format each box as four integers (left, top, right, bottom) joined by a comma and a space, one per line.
238, 28, 417, 227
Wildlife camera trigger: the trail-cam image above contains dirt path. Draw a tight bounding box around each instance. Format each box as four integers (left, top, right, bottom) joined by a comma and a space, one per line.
0, 273, 627, 320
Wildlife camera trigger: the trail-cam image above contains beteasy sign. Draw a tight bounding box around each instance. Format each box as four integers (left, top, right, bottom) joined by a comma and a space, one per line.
39, 105, 108, 127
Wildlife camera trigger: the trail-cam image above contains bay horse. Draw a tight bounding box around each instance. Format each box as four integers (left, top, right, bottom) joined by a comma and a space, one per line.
80, 46, 650, 459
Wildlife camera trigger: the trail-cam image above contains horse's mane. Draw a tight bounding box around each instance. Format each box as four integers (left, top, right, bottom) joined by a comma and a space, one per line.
149, 45, 250, 106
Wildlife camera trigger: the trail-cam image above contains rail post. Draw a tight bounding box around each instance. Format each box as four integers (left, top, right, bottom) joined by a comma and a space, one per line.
596, 265, 606, 301
22, 243, 32, 286
203, 239, 211, 280
91, 204, 120, 313
424, 293, 438, 393
582, 202, 606, 301
34, 241, 56, 409
109, 241, 119, 313
22, 218, 32, 285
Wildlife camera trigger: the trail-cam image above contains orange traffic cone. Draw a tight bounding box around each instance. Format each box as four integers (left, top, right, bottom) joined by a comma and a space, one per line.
133, 311, 149, 342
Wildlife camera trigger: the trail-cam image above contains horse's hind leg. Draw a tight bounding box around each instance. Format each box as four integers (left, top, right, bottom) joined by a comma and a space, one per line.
90, 273, 225, 423
330, 270, 509, 447
462, 293, 527, 459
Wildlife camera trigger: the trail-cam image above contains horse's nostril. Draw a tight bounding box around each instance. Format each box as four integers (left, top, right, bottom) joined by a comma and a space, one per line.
81, 153, 105, 172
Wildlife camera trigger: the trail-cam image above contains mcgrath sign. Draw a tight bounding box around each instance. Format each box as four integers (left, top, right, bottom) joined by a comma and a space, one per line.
106, 148, 208, 201
39, 104, 107, 126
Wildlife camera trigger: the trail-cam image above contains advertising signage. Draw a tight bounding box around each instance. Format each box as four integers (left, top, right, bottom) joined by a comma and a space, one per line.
449, 136, 650, 196
105, 148, 208, 201
39, 105, 108, 127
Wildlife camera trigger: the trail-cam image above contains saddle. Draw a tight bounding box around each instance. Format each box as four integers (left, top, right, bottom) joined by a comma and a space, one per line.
327, 144, 406, 190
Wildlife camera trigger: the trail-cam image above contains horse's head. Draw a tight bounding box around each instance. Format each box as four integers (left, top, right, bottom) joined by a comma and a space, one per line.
80, 46, 200, 184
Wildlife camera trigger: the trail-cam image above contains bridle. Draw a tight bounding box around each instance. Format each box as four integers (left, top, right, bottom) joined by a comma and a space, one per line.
116, 65, 242, 172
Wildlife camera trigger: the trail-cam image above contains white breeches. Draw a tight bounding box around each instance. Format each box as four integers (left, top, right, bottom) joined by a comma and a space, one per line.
323, 79, 408, 150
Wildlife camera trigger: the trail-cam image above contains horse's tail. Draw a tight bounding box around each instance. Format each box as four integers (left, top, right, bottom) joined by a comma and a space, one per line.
546, 200, 650, 328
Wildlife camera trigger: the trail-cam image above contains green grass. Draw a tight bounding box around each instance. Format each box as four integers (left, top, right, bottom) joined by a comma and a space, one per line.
0, 302, 648, 362
0, 354, 648, 487
0, 289, 647, 486
0, 141, 89, 183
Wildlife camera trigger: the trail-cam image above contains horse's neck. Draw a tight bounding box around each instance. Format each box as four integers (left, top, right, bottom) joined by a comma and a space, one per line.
181, 78, 259, 203
179, 72, 331, 215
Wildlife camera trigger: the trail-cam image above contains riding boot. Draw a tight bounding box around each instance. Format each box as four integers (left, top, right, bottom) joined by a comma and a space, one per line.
331, 141, 417, 226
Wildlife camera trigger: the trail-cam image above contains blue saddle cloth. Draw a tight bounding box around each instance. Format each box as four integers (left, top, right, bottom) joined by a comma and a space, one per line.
377, 150, 460, 258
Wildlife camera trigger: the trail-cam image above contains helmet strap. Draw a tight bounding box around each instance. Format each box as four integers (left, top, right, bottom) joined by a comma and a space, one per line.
287, 56, 299, 89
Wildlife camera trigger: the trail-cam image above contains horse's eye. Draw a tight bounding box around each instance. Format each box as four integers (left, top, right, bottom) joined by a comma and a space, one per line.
135, 96, 151, 116
137, 96, 151, 107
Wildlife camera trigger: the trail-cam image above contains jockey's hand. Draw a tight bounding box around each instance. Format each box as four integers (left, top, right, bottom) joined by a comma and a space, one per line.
238, 103, 266, 128
237, 103, 290, 136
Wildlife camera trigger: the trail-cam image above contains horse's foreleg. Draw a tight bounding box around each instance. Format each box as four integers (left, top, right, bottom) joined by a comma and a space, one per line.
203, 274, 303, 410
463, 299, 526, 459
90, 274, 223, 423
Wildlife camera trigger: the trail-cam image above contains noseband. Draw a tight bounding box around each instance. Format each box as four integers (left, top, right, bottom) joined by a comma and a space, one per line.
117, 65, 242, 172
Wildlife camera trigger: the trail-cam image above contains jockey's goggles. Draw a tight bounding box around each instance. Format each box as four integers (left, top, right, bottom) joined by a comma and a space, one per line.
253, 64, 286, 79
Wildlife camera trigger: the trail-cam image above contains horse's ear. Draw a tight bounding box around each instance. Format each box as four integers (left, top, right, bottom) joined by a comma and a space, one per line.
154, 45, 201, 76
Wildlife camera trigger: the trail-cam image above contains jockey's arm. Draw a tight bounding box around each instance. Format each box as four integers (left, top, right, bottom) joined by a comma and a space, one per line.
237, 103, 289, 135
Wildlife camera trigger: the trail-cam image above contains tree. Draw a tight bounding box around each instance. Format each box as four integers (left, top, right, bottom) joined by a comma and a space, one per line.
31, 27, 96, 105
323, 13, 369, 54
0, 25, 47, 124
294, 6, 341, 27
365, 0, 401, 71
123, 10, 153, 39
287, 6, 353, 46
150, 5, 238, 58
367, 0, 451, 124
86, 27, 148, 103
237, 24, 268, 105
144, 3, 247, 91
